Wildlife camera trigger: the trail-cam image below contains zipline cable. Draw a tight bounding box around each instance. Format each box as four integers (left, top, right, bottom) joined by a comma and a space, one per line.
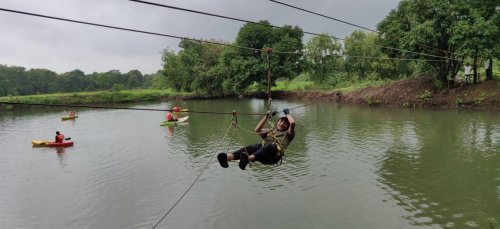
0, 7, 455, 62
129, 0, 460, 61
269, 0, 377, 32
0, 8, 255, 53
151, 119, 236, 229
269, 0, 462, 57
0, 101, 266, 116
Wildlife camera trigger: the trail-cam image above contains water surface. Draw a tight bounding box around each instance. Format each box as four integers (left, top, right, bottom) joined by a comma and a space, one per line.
0, 99, 498, 229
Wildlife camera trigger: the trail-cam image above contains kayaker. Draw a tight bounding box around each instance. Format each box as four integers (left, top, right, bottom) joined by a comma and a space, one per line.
55, 131, 65, 143
217, 109, 295, 170
173, 106, 181, 112
166, 112, 178, 122
69, 111, 76, 117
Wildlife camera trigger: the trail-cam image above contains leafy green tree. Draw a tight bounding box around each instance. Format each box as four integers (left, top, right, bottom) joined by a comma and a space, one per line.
377, 0, 463, 85
160, 49, 188, 91
220, 49, 266, 94
60, 69, 85, 92
189, 41, 225, 96
303, 34, 342, 84
223, 21, 303, 94
27, 68, 57, 94
378, 0, 499, 85
96, 72, 111, 90
450, 0, 499, 82
125, 70, 144, 88
235, 21, 274, 57
271, 25, 304, 81
0, 65, 17, 96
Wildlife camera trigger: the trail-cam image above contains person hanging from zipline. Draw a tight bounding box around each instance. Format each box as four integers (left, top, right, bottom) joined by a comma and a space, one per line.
217, 108, 295, 170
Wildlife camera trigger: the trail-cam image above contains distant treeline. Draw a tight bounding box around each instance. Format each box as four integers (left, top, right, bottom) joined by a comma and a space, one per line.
2, 0, 498, 97
156, 0, 498, 96
0, 65, 159, 96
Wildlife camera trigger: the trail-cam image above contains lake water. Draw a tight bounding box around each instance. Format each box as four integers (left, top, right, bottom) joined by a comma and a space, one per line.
0, 99, 499, 229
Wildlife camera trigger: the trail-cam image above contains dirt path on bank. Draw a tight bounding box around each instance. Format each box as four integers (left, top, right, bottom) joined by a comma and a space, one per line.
271, 78, 500, 110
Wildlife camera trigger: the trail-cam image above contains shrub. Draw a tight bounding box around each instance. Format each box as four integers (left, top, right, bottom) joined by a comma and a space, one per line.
419, 90, 433, 102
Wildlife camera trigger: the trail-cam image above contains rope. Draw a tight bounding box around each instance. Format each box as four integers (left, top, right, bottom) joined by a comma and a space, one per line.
151, 117, 236, 229
131, 0, 459, 61
269, 0, 463, 58
0, 7, 291, 56
0, 102, 266, 116
0, 7, 460, 62
288, 100, 323, 111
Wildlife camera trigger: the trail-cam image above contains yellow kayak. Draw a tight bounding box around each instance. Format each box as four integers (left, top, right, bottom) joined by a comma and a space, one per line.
173, 108, 189, 113
62, 115, 78, 121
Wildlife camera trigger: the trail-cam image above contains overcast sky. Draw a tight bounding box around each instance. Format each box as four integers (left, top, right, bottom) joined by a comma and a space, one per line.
0, 0, 400, 74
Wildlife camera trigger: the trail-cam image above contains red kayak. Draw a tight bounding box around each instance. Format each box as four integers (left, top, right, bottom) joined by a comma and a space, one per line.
32, 140, 74, 147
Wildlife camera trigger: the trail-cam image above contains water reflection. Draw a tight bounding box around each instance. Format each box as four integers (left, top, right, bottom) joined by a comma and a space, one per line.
167, 126, 175, 137
1, 100, 499, 229
55, 147, 67, 167
377, 113, 500, 228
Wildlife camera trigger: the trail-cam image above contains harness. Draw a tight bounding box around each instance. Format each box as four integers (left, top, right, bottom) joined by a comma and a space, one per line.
261, 129, 287, 165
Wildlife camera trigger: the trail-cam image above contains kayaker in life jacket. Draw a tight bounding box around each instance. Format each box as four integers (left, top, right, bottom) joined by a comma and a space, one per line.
173, 106, 181, 112
69, 111, 76, 117
166, 112, 178, 122
55, 131, 65, 143
217, 108, 295, 170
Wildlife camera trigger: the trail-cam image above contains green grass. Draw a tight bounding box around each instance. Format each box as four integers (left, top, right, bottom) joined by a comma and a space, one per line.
0, 89, 189, 105
272, 77, 389, 93
274, 80, 313, 91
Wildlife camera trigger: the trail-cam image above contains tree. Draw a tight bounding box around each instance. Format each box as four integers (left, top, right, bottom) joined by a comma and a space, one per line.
160, 49, 188, 91
27, 68, 57, 94
378, 0, 499, 85
125, 70, 144, 88
344, 31, 414, 81
303, 34, 342, 84
60, 69, 85, 92
450, 0, 499, 82
270, 25, 304, 81
377, 0, 463, 85
222, 21, 303, 94
0, 65, 18, 96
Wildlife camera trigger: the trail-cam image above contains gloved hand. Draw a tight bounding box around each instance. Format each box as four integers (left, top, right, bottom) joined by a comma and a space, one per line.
283, 108, 290, 115
267, 111, 277, 117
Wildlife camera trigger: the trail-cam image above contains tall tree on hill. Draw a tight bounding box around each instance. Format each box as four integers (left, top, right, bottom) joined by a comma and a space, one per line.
450, 0, 499, 81
222, 21, 303, 94
160, 49, 188, 91
377, 0, 462, 86
303, 34, 342, 84
378, 0, 499, 85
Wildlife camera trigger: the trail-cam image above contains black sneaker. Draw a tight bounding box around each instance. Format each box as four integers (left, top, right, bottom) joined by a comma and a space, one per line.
217, 153, 228, 168
239, 153, 249, 170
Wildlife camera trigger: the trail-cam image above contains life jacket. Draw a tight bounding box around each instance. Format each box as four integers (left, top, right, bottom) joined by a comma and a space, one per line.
173, 106, 180, 112
166, 112, 173, 121
56, 134, 65, 143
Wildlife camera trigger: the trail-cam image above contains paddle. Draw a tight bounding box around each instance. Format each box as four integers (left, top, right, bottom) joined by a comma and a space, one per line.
65, 137, 71, 140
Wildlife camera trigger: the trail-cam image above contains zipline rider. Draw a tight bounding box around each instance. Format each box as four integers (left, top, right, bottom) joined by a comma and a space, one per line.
218, 109, 295, 170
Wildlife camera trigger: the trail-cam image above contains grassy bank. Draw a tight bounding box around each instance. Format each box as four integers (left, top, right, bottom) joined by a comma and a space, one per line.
0, 89, 192, 109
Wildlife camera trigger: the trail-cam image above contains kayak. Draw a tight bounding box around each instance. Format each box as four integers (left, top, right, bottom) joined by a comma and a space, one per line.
173, 108, 189, 113
62, 115, 78, 121
32, 140, 74, 147
160, 116, 189, 126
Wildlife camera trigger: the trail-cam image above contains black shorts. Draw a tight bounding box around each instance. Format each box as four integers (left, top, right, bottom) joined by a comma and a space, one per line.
232, 143, 281, 165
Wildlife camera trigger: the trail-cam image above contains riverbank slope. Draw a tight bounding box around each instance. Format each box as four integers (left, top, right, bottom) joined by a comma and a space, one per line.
270, 78, 500, 110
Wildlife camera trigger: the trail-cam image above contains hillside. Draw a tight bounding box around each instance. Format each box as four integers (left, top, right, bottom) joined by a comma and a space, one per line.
271, 78, 500, 110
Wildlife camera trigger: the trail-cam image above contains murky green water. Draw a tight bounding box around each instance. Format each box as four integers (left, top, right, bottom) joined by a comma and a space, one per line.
0, 99, 498, 229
